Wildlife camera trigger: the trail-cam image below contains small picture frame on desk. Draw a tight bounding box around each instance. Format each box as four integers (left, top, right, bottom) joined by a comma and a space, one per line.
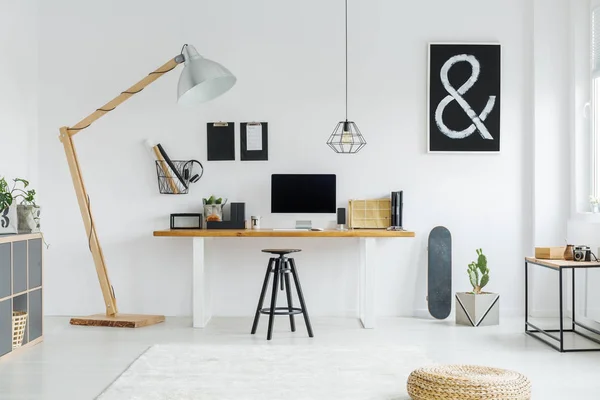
170, 214, 203, 229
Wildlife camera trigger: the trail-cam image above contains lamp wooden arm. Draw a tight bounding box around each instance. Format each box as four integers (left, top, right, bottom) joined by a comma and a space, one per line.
66, 57, 180, 136
59, 56, 181, 318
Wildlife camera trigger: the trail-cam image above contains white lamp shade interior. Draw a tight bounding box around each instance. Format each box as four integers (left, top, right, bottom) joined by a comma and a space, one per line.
177, 45, 236, 105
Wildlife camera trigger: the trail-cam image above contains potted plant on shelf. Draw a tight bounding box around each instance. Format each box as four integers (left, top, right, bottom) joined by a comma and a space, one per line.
0, 177, 18, 234
455, 249, 499, 327
11, 178, 41, 234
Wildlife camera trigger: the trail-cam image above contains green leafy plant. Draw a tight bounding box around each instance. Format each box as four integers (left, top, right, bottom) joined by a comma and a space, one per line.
0, 177, 12, 211
202, 195, 224, 205
11, 178, 37, 207
467, 248, 489, 294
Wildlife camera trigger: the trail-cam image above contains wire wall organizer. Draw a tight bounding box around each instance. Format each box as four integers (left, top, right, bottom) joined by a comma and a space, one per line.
155, 160, 192, 194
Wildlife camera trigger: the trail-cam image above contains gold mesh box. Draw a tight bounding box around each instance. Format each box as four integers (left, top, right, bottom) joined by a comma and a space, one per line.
348, 199, 391, 229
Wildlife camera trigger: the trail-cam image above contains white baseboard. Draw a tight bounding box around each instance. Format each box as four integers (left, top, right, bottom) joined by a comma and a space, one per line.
414, 308, 523, 319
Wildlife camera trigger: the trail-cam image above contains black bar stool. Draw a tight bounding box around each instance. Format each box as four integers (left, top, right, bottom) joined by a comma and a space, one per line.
251, 249, 314, 340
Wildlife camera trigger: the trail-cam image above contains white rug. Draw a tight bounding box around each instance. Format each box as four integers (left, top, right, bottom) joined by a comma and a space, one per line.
97, 344, 431, 400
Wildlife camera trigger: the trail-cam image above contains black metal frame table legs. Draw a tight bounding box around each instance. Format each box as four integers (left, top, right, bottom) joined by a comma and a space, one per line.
525, 259, 600, 352
251, 252, 314, 340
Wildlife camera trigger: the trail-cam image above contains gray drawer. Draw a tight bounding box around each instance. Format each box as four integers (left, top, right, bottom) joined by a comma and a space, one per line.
13, 241, 27, 294
29, 289, 42, 341
28, 239, 42, 289
0, 299, 11, 357
0, 243, 10, 299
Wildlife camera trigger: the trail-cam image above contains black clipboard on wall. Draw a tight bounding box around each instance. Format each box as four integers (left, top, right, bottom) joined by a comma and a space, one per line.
241, 122, 268, 161
207, 122, 235, 161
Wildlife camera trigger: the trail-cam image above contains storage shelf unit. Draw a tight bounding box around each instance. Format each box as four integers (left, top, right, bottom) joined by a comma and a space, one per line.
0, 233, 43, 360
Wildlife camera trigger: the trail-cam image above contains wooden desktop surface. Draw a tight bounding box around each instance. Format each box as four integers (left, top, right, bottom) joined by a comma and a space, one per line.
154, 228, 415, 238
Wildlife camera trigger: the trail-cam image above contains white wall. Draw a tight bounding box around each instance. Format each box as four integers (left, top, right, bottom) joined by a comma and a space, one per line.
37, 0, 531, 318
0, 0, 38, 181
529, 0, 572, 317
533, 0, 570, 247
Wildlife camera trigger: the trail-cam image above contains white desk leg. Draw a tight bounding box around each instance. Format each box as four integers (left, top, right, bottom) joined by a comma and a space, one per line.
359, 238, 376, 329
192, 237, 211, 328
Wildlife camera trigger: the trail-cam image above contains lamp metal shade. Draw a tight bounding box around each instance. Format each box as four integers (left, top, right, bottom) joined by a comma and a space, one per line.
177, 45, 236, 105
326, 120, 366, 154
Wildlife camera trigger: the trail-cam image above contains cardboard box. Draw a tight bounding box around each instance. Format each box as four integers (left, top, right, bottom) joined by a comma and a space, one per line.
535, 247, 565, 260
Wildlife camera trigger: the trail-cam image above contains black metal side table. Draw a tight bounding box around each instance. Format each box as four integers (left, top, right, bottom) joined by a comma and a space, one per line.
525, 257, 600, 352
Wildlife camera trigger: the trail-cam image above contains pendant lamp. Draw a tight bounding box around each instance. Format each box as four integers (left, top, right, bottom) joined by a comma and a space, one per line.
327, 0, 366, 154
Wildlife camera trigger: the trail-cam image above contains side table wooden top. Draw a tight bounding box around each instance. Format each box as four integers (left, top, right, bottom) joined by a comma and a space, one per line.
525, 257, 600, 269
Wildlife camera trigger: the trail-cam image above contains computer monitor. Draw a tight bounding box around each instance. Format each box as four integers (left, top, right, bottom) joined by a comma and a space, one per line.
271, 174, 336, 214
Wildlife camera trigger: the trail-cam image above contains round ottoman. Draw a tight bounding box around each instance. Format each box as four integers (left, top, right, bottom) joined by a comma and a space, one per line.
407, 365, 531, 400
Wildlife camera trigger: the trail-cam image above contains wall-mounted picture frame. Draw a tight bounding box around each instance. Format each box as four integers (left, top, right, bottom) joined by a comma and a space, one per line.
427, 42, 501, 153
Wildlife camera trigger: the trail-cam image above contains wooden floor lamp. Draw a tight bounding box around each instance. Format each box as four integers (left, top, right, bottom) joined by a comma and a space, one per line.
59, 44, 236, 328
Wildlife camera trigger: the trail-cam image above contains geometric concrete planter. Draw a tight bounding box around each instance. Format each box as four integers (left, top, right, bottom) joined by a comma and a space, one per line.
17, 205, 41, 234
455, 292, 499, 327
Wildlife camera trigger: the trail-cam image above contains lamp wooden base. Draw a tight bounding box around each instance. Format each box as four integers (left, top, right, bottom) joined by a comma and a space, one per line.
70, 313, 165, 328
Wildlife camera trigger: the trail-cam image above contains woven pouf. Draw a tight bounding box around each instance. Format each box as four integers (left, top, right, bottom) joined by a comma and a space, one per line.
407, 365, 531, 400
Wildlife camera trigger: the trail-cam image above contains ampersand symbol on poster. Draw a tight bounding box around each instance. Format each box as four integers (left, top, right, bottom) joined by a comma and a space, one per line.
435, 54, 497, 140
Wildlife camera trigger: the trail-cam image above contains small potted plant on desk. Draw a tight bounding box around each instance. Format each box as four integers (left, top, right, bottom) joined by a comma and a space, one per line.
455, 249, 499, 327
12, 178, 41, 234
203, 195, 226, 222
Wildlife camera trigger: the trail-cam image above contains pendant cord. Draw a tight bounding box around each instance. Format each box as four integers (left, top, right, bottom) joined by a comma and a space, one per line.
345, 0, 348, 121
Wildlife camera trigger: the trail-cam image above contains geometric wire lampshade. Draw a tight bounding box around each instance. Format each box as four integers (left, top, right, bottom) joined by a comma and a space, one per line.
327, 120, 367, 154
327, 0, 366, 154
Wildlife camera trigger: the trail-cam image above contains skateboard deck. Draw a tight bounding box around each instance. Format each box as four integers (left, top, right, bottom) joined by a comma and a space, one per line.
428, 226, 452, 319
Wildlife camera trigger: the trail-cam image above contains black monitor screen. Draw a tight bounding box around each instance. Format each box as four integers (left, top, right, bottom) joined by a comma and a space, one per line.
271, 174, 336, 213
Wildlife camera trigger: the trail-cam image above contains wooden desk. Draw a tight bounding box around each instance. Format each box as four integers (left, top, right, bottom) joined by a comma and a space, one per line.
154, 229, 415, 238
154, 229, 415, 329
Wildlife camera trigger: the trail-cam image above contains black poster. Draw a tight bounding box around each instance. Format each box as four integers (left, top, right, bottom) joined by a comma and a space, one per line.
428, 43, 501, 152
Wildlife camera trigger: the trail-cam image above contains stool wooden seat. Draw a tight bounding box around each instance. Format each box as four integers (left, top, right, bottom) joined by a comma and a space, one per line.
261, 249, 302, 255
251, 249, 313, 340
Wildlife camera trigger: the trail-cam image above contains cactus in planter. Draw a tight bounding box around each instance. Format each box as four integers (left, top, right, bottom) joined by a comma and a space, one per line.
457, 249, 499, 326
468, 248, 489, 294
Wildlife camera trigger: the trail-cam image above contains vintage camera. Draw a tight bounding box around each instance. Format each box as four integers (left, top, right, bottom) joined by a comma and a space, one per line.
573, 245, 591, 262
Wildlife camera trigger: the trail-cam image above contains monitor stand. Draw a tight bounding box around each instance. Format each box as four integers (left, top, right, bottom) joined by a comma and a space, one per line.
386, 225, 406, 231
295, 220, 312, 230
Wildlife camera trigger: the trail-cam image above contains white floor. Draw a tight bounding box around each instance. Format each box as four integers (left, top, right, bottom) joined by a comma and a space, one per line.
0, 317, 599, 399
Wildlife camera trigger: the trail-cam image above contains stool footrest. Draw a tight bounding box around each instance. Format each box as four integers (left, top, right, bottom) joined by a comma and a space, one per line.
260, 307, 304, 316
